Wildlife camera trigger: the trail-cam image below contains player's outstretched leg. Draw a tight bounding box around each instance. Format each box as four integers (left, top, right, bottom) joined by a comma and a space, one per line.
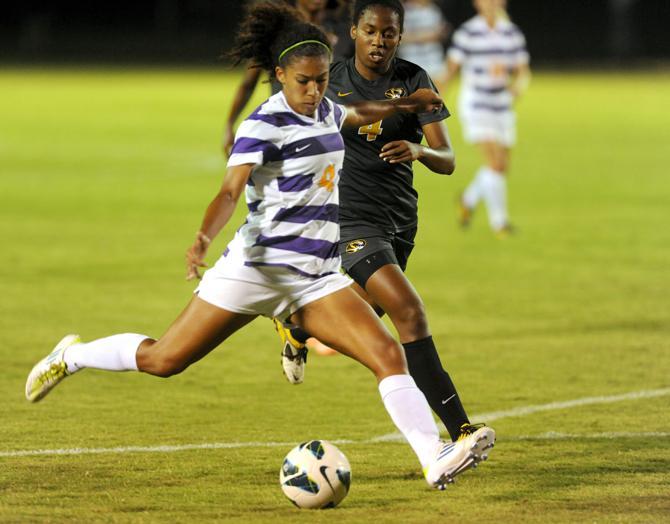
26, 297, 255, 402
273, 318, 308, 384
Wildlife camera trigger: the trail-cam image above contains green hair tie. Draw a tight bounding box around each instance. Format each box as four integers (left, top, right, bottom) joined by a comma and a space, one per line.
278, 40, 331, 62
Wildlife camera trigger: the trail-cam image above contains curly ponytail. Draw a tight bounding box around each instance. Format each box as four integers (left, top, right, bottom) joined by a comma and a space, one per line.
229, 2, 331, 79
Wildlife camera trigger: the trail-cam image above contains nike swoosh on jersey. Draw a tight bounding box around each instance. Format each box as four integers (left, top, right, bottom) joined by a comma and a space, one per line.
337, 91, 353, 97
295, 144, 311, 152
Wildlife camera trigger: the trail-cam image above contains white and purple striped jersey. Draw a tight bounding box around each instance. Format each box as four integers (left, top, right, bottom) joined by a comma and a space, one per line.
448, 15, 529, 113
225, 91, 347, 279
398, 2, 448, 78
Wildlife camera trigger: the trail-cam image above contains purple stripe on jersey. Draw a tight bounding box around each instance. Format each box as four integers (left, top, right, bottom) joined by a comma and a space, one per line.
279, 132, 344, 160
461, 29, 487, 37
500, 28, 521, 37
471, 102, 511, 112
461, 28, 521, 38
317, 99, 331, 122
247, 200, 261, 212
277, 173, 314, 192
272, 204, 339, 224
244, 261, 338, 279
471, 66, 516, 75
247, 110, 311, 128
254, 234, 339, 259
231, 137, 281, 163
222, 247, 230, 257
474, 85, 507, 94
333, 103, 344, 128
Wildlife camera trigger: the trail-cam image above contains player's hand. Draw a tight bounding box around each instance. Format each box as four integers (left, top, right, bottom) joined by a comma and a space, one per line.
222, 127, 235, 157
379, 140, 422, 164
401, 88, 444, 114
185, 232, 211, 281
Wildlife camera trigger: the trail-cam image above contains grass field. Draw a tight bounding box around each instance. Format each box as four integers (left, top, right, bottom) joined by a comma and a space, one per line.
1, 68, 669, 523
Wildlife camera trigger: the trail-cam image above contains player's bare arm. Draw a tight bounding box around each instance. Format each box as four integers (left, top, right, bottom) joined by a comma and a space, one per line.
186, 163, 253, 280
343, 88, 443, 128
436, 58, 461, 90
509, 62, 531, 99
379, 120, 455, 174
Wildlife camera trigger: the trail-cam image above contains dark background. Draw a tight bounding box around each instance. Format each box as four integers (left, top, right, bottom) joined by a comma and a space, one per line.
1, 0, 669, 65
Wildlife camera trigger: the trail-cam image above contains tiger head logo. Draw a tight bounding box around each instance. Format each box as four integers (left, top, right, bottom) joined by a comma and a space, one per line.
345, 239, 367, 254
385, 87, 406, 99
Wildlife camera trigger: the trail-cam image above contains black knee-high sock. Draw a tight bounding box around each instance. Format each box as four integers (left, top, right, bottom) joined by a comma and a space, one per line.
290, 327, 311, 345
403, 336, 469, 441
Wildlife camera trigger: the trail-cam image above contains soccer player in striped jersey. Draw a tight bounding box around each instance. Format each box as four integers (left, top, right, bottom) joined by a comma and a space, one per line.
442, 0, 530, 236
24, 2, 492, 490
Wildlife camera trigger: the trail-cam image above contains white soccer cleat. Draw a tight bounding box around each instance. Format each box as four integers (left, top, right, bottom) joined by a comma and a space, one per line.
25, 334, 81, 403
273, 318, 308, 385
424, 424, 496, 490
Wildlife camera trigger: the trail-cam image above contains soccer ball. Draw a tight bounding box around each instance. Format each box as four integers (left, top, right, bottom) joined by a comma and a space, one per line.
279, 440, 351, 509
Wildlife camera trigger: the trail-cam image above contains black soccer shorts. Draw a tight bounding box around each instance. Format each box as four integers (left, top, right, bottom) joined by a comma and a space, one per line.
338, 224, 417, 288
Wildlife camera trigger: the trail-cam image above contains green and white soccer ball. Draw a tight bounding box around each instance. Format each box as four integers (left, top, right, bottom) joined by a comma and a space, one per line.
279, 440, 352, 509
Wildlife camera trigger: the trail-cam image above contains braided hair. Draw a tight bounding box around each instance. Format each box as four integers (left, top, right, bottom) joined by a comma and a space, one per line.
229, 2, 332, 79
351, 0, 404, 32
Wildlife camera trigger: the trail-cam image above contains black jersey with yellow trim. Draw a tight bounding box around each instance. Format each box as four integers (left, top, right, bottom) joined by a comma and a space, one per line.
328, 57, 449, 233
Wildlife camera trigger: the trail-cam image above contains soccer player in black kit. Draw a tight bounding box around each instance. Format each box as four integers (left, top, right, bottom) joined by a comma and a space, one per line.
274, 0, 496, 477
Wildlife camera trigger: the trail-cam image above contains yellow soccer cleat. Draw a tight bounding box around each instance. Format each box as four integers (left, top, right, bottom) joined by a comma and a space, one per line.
457, 195, 474, 229
424, 423, 496, 490
273, 318, 308, 385
495, 223, 516, 239
25, 334, 81, 403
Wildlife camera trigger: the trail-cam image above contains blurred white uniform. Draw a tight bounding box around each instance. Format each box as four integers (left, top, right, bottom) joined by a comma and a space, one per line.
398, 1, 448, 79
448, 14, 529, 146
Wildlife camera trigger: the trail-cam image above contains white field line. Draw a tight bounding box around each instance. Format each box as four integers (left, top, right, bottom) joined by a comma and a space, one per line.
371, 387, 670, 442
513, 431, 670, 440
2, 388, 669, 458
473, 388, 670, 423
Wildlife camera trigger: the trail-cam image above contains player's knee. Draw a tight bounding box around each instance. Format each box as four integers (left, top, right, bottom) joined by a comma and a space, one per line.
491, 154, 509, 173
155, 357, 188, 377
389, 300, 429, 340
137, 347, 188, 377
368, 338, 407, 377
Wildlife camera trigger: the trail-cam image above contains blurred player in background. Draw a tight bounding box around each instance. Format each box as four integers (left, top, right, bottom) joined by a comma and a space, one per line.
276, 0, 495, 458
398, 0, 451, 80
25, 1, 492, 490
222, 0, 353, 156
440, 0, 530, 236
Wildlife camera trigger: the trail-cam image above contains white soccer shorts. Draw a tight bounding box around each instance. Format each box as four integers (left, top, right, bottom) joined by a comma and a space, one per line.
458, 90, 517, 147
195, 256, 352, 321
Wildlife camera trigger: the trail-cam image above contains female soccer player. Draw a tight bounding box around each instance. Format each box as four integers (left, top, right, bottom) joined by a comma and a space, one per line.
441, 0, 531, 236
25, 1, 493, 490
397, 0, 450, 79
276, 0, 494, 458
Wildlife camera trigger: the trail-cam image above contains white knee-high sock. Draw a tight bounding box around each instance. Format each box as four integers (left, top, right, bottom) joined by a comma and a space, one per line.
64, 333, 148, 373
462, 167, 487, 209
378, 374, 440, 468
481, 168, 508, 230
